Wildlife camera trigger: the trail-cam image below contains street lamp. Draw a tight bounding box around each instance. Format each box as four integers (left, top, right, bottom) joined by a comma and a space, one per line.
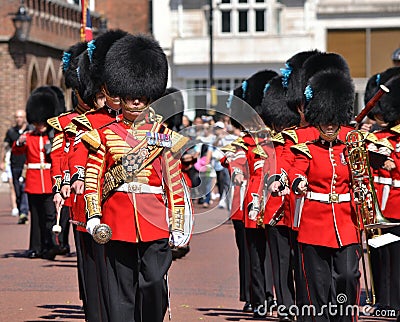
12, 0, 32, 42
203, 1, 217, 113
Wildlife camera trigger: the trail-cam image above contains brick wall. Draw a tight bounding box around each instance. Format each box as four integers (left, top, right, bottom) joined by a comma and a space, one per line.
0, 0, 151, 142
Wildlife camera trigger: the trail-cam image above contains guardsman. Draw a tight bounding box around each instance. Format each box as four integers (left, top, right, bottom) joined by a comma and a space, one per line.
12, 87, 60, 260
289, 69, 360, 322
260, 75, 301, 322
220, 116, 252, 312
82, 33, 193, 322
230, 69, 277, 318
47, 42, 90, 258
61, 30, 127, 322
365, 68, 400, 314
268, 51, 353, 321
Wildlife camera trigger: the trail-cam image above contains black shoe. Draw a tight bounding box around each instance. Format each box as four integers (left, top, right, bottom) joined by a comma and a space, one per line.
58, 245, 70, 256
18, 213, 28, 224
267, 296, 277, 311
253, 304, 267, 318
42, 247, 58, 260
243, 302, 253, 313
26, 250, 41, 259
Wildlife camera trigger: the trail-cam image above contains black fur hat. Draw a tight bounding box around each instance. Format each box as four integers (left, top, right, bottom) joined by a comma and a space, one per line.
378, 67, 400, 124
78, 29, 129, 104
364, 73, 382, 120
31, 86, 64, 117
153, 87, 185, 130
62, 42, 87, 90
104, 34, 168, 101
26, 86, 59, 124
260, 75, 301, 131
237, 69, 278, 109
229, 70, 277, 130
304, 70, 355, 126
284, 50, 321, 113
365, 67, 400, 121
302, 52, 350, 84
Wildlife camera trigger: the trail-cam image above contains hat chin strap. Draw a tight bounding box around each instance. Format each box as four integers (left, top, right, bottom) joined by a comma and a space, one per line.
318, 125, 340, 142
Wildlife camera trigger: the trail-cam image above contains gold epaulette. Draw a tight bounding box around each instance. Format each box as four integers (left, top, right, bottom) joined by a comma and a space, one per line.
232, 137, 248, 150
290, 143, 312, 158
73, 114, 93, 131
365, 132, 379, 143
64, 122, 77, 135
281, 129, 298, 144
47, 116, 62, 131
252, 145, 268, 158
377, 138, 394, 150
220, 144, 236, 153
171, 131, 189, 154
81, 129, 101, 150
272, 132, 285, 144
390, 124, 400, 134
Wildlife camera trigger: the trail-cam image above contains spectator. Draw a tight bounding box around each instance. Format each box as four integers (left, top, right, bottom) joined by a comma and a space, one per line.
0, 110, 32, 223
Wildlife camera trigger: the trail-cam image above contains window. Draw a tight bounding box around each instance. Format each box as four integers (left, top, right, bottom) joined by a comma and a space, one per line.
219, 0, 267, 35
221, 11, 231, 33
238, 10, 248, 33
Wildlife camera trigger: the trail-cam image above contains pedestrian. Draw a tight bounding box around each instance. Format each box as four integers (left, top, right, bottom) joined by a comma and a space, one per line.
1, 109, 32, 223
81, 33, 193, 322
12, 87, 60, 259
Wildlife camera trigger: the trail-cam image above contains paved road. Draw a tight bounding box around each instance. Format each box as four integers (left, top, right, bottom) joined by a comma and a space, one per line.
0, 181, 397, 321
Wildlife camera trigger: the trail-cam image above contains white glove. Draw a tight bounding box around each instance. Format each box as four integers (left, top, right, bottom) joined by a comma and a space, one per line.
86, 217, 101, 235
248, 210, 258, 221
169, 230, 186, 247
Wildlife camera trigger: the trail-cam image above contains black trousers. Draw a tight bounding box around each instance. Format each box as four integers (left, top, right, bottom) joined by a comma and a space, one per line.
11, 167, 29, 215
245, 227, 274, 308
56, 205, 71, 249
73, 227, 87, 309
386, 220, 400, 310
102, 238, 172, 322
232, 220, 251, 303
268, 225, 295, 312
300, 243, 361, 322
27, 193, 56, 253
79, 231, 108, 322
290, 229, 309, 322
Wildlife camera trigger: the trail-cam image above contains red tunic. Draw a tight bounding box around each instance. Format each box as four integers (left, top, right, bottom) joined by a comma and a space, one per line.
67, 107, 121, 231
289, 133, 359, 248
48, 111, 80, 207
12, 131, 53, 194
83, 119, 190, 243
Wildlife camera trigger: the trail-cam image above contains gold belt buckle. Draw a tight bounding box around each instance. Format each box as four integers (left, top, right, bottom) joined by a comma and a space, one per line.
329, 193, 339, 203
40, 163, 45, 169
128, 183, 141, 193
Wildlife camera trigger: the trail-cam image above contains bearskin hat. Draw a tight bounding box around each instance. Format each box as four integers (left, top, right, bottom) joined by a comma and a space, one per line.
237, 69, 278, 109
304, 70, 354, 126
260, 75, 301, 131
285, 50, 321, 113
365, 67, 400, 121
377, 67, 400, 124
78, 29, 128, 104
302, 52, 350, 84
229, 70, 277, 130
364, 73, 383, 120
104, 34, 168, 101
26, 86, 59, 124
31, 86, 64, 117
62, 41, 87, 90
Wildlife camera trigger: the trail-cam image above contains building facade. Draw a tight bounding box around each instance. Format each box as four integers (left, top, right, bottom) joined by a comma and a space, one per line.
152, 0, 400, 115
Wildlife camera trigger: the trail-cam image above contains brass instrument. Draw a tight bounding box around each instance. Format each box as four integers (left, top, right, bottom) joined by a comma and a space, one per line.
345, 130, 393, 305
